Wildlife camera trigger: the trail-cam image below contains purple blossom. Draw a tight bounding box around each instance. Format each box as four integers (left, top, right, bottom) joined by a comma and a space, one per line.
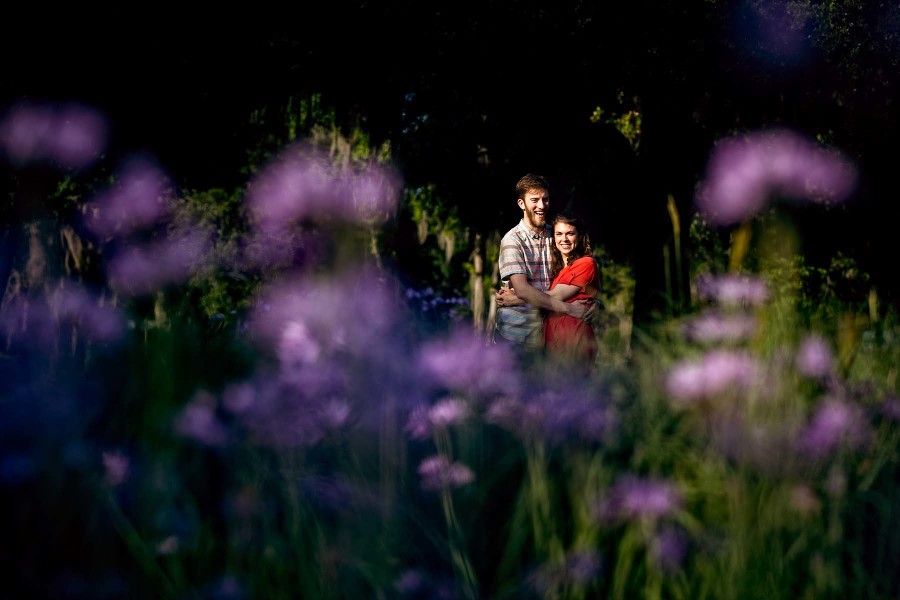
106, 229, 212, 296
798, 398, 870, 459
696, 273, 770, 307
84, 159, 173, 238
529, 549, 603, 595
276, 319, 321, 368
683, 311, 757, 344
246, 141, 401, 233
696, 129, 857, 225
0, 102, 107, 169
881, 396, 900, 422
405, 404, 432, 440
789, 484, 821, 518
249, 269, 403, 363
428, 397, 470, 428
652, 527, 688, 572
417, 455, 475, 491
710, 414, 800, 475
485, 389, 617, 445
222, 373, 352, 449
664, 350, 760, 404
597, 476, 683, 522
174, 391, 229, 447
795, 334, 834, 379
418, 328, 521, 397
0, 284, 126, 350
101, 450, 130, 487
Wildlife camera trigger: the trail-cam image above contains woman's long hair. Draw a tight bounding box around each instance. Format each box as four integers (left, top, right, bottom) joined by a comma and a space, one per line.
549, 211, 593, 278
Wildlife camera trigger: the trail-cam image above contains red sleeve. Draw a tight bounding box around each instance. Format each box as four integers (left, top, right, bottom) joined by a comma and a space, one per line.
558, 257, 597, 289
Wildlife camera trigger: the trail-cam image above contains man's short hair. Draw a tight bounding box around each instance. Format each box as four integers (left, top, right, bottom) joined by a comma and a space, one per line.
516, 173, 550, 200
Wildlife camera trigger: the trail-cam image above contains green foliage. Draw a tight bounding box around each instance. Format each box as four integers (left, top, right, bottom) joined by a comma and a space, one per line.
590, 93, 642, 152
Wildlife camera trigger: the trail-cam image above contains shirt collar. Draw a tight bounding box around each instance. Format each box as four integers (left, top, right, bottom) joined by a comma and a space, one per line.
517, 219, 550, 240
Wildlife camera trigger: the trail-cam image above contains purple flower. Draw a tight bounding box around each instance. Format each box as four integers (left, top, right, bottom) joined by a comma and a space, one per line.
276, 319, 321, 367
418, 327, 521, 397
696, 129, 857, 225
0, 102, 107, 169
683, 311, 757, 344
485, 389, 617, 445
597, 476, 683, 522
84, 158, 173, 238
174, 391, 229, 447
101, 450, 130, 487
222, 368, 353, 450
795, 334, 834, 379
881, 396, 900, 422
249, 269, 403, 363
417, 455, 475, 491
106, 229, 212, 296
246, 141, 401, 233
0, 283, 126, 350
664, 350, 760, 404
696, 273, 770, 307
789, 484, 821, 518
405, 404, 433, 440
652, 527, 688, 572
798, 398, 870, 459
428, 397, 470, 428
529, 549, 603, 595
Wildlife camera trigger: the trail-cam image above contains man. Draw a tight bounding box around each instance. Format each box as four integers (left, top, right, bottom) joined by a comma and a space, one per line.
493, 173, 594, 348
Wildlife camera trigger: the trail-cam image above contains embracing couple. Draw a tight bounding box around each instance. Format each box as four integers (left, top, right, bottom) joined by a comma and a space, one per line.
493, 173, 601, 367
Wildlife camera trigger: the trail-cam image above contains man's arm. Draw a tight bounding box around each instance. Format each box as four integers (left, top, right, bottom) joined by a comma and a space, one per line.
508, 274, 589, 319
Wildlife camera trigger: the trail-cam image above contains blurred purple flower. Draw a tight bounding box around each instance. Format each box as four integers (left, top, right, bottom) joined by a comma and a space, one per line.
0, 102, 107, 169
696, 129, 857, 225
881, 395, 900, 422
683, 310, 757, 344
84, 159, 173, 238
418, 327, 521, 398
711, 414, 800, 475
798, 398, 870, 459
696, 273, 770, 307
276, 319, 321, 368
405, 404, 432, 440
428, 397, 470, 428
795, 334, 834, 379
597, 476, 683, 522
175, 391, 229, 447
249, 269, 403, 363
201, 575, 247, 600
652, 527, 689, 572
246, 141, 401, 232
529, 549, 602, 595
664, 350, 760, 404
417, 455, 475, 491
223, 373, 352, 449
789, 483, 821, 518
345, 163, 403, 223
485, 389, 617, 445
0, 284, 125, 350
101, 450, 130, 487
107, 229, 211, 296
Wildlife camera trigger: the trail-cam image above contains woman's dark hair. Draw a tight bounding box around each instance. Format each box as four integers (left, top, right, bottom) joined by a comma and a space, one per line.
549, 211, 593, 278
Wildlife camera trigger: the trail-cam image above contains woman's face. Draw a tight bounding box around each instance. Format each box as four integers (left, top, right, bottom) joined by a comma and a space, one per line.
554, 221, 579, 259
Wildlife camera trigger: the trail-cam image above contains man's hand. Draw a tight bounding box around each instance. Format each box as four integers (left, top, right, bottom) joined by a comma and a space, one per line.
495, 287, 524, 307
581, 298, 601, 322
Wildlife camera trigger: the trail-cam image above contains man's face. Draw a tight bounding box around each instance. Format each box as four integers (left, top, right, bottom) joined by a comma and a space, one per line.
518, 188, 549, 230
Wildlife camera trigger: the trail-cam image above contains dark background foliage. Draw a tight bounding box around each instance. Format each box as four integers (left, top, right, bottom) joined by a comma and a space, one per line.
3, 1, 898, 315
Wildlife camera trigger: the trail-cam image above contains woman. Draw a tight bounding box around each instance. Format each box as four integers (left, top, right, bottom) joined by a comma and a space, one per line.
543, 211, 600, 362
497, 211, 600, 363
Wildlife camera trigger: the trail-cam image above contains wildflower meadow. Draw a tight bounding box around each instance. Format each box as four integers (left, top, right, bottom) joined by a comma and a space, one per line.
1, 95, 898, 600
